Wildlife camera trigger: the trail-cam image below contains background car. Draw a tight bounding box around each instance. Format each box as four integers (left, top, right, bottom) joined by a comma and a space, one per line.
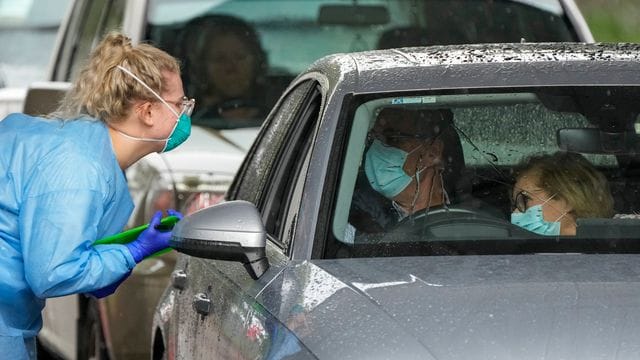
0, 0, 71, 119
35, 0, 594, 358
157, 42, 640, 359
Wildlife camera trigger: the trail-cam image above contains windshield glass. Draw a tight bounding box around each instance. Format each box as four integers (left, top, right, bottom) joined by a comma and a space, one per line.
0, 0, 70, 88
328, 86, 640, 258
146, 0, 577, 130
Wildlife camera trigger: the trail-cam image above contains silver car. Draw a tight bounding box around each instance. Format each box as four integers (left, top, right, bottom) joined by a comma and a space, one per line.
34, 0, 595, 359
155, 42, 640, 359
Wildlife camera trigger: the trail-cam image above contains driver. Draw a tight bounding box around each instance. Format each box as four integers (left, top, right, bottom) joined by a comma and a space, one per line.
178, 14, 268, 128
365, 107, 448, 219
348, 107, 460, 234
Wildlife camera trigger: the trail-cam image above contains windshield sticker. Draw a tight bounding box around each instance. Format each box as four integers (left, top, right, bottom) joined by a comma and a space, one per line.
391, 96, 436, 105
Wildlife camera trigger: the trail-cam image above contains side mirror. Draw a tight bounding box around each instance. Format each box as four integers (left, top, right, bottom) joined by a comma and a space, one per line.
23, 81, 71, 116
169, 200, 269, 279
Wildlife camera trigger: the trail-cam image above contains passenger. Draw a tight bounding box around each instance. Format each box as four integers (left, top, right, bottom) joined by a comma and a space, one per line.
511, 152, 614, 236
180, 14, 268, 128
0, 32, 192, 359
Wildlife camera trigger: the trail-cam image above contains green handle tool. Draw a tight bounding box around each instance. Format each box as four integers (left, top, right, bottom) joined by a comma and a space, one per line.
94, 215, 180, 258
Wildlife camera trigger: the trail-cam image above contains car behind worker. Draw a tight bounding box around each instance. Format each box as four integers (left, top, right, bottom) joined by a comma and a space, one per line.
0, 31, 195, 359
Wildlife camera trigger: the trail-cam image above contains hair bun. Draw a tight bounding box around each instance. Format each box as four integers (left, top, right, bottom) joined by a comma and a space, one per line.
103, 32, 133, 50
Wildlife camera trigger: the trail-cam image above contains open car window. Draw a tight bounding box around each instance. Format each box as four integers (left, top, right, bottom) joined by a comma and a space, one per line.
327, 86, 640, 259
144, 0, 578, 131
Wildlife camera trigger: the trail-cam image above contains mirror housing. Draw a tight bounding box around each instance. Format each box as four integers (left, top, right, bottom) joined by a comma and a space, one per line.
170, 200, 269, 279
318, 4, 389, 26
23, 81, 71, 116
557, 128, 637, 154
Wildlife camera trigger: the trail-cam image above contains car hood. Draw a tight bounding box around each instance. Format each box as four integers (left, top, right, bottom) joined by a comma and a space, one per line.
267, 254, 640, 359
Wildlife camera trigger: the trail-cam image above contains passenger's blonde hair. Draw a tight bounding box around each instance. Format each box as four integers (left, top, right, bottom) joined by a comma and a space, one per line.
517, 152, 614, 218
54, 32, 180, 123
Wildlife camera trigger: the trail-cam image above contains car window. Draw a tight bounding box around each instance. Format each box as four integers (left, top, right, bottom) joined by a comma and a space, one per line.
229, 80, 316, 205
144, 0, 577, 131
0, 0, 71, 87
64, 0, 126, 81
261, 85, 322, 251
325, 86, 640, 259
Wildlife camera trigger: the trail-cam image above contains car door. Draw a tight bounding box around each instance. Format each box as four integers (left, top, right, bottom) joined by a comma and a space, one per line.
171, 79, 324, 358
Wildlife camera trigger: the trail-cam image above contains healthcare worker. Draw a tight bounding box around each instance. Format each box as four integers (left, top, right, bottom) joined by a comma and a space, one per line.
0, 32, 194, 359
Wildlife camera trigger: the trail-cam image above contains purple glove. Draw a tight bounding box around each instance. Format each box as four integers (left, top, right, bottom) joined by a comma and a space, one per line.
88, 271, 131, 298
125, 210, 180, 263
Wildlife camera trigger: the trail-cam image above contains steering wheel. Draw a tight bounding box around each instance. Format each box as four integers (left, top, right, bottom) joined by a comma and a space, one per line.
392, 205, 532, 240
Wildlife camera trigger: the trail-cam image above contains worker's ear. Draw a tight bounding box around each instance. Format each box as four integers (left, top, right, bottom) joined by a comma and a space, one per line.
134, 100, 155, 127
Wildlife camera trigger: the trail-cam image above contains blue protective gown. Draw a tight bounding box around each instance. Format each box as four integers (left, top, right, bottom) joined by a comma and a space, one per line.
0, 113, 136, 359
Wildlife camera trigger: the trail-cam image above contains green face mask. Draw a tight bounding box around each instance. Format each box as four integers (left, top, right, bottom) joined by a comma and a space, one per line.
162, 112, 191, 152
115, 65, 193, 152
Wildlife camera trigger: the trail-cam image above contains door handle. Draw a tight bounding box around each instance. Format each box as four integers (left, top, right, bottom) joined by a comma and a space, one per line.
193, 293, 211, 316
171, 269, 188, 290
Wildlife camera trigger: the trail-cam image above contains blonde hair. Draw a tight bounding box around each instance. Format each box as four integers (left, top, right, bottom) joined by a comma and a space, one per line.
53, 32, 180, 123
517, 152, 614, 218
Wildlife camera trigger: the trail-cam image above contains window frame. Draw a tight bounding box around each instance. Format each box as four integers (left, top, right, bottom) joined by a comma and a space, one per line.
260, 85, 322, 252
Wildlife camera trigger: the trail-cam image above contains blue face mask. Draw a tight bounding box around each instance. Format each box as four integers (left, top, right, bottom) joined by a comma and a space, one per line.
511, 204, 564, 236
364, 139, 424, 199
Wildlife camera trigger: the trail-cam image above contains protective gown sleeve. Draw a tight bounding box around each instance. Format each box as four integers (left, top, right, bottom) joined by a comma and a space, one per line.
19, 153, 136, 299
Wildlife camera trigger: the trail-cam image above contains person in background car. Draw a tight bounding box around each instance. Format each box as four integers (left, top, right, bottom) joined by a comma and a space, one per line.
0, 32, 192, 359
511, 151, 614, 236
179, 14, 268, 128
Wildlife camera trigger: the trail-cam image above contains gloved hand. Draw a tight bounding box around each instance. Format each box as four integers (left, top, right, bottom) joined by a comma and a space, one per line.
167, 209, 183, 220
88, 271, 131, 299
125, 210, 181, 263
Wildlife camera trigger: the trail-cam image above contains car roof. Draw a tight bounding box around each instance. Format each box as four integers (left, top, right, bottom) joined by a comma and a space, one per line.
304, 43, 640, 93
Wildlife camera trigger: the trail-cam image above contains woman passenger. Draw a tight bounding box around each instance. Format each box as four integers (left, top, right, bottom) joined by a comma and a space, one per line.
511, 151, 614, 236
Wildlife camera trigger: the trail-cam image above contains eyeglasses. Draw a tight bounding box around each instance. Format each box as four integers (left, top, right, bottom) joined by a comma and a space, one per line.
164, 96, 196, 117
511, 190, 531, 213
370, 130, 437, 148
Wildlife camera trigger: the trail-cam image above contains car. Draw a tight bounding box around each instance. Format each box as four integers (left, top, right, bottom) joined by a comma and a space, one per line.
155, 42, 640, 359
34, 0, 595, 358
0, 0, 71, 119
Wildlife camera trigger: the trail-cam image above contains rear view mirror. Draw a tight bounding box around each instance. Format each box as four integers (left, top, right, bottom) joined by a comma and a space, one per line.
318, 4, 389, 26
23, 81, 71, 116
170, 200, 269, 279
557, 128, 637, 154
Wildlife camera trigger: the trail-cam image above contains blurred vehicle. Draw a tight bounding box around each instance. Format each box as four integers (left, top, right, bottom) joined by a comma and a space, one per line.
0, 0, 71, 119
158, 42, 640, 359
34, 0, 594, 359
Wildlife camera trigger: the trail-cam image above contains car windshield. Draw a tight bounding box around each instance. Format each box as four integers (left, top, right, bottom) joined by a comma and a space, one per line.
145, 0, 577, 130
328, 86, 640, 258
0, 0, 70, 88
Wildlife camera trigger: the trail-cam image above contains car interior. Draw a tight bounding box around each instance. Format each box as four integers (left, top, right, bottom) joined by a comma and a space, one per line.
327, 86, 640, 258
141, 0, 580, 131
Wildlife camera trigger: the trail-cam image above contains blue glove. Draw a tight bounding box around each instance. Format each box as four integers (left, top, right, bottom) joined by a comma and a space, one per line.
125, 210, 181, 263
88, 271, 131, 298
167, 209, 183, 220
